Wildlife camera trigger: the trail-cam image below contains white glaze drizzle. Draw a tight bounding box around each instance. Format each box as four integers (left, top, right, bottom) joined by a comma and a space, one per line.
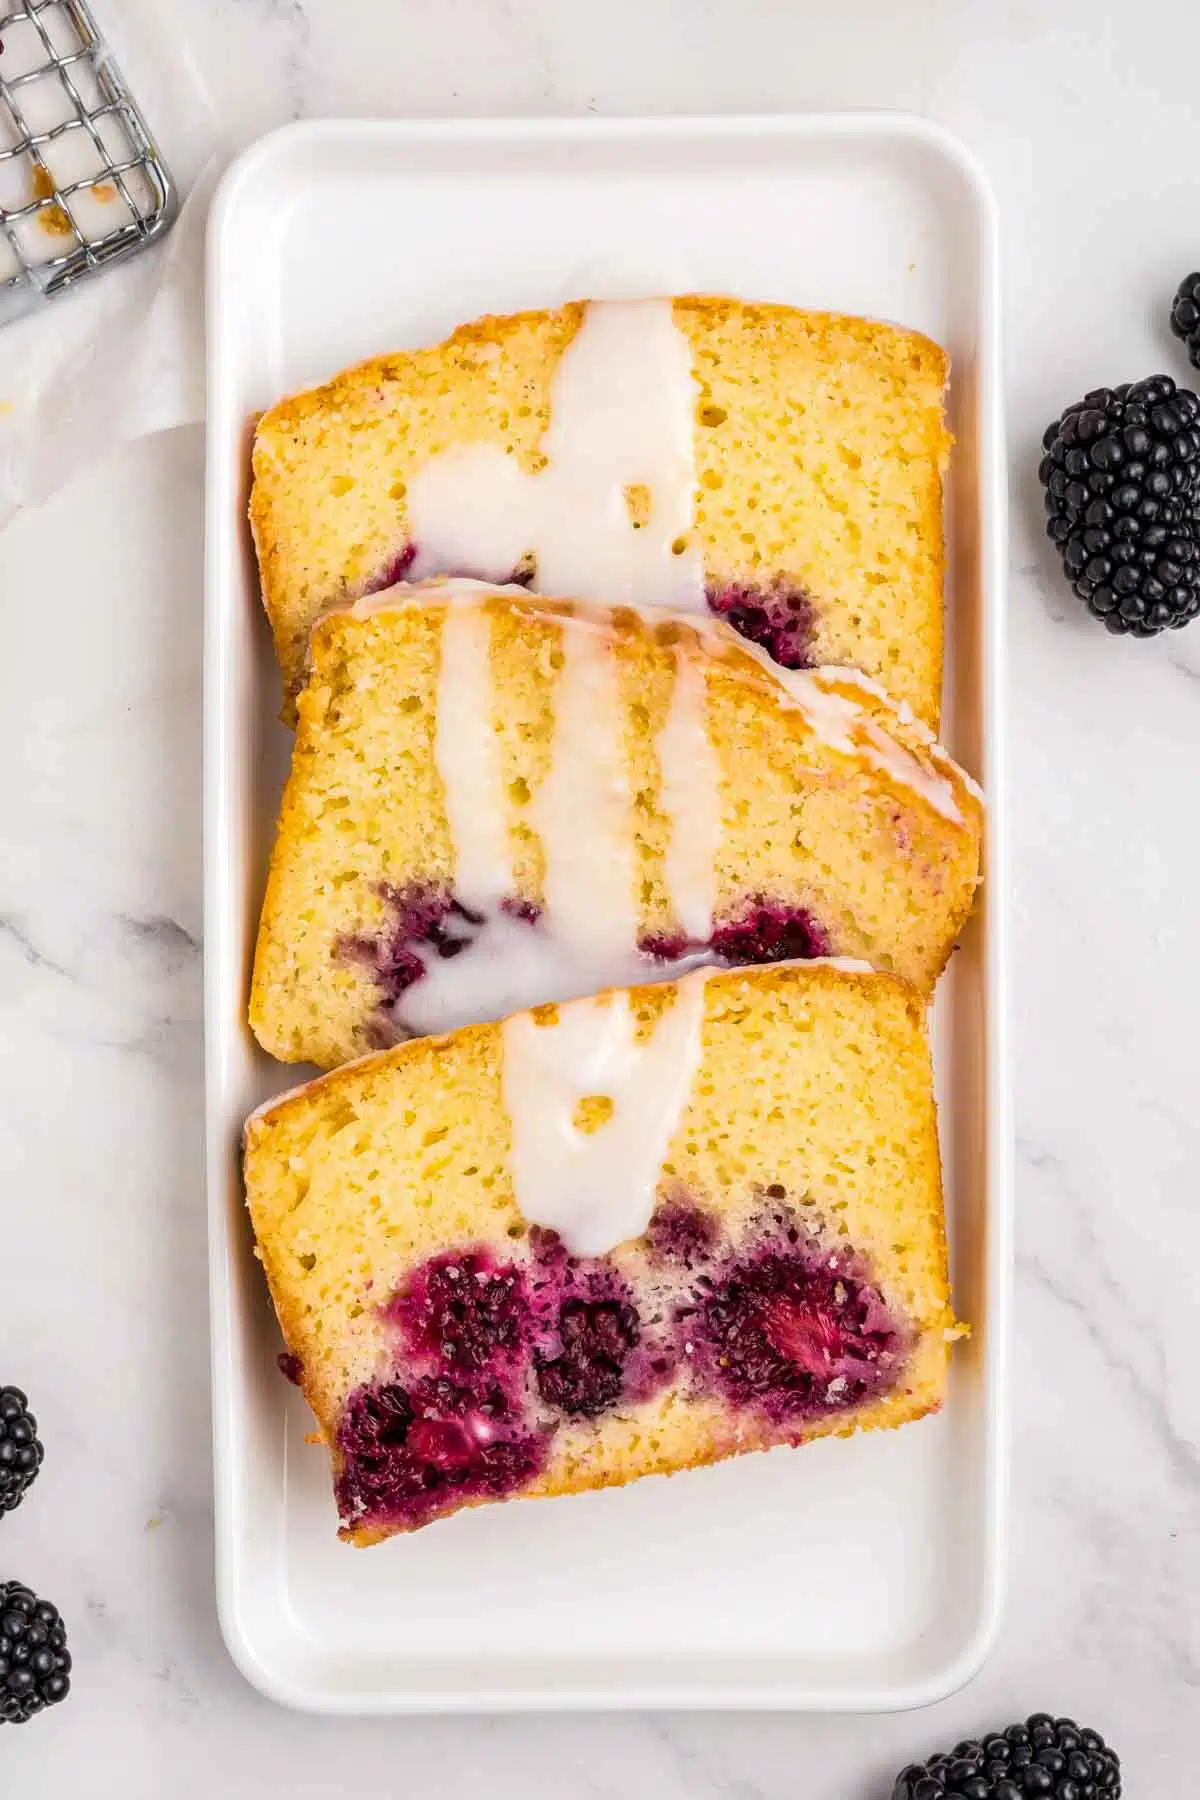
402, 587, 709, 1037
501, 969, 710, 1256
532, 621, 639, 961
405, 299, 705, 610
433, 600, 511, 902
318, 585, 977, 1036
656, 646, 722, 942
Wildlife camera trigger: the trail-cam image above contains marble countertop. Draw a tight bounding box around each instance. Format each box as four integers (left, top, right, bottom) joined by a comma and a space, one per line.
2, 0, 1197, 1792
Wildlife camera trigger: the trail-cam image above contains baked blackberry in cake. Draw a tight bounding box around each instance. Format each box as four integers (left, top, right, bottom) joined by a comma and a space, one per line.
243, 962, 959, 1543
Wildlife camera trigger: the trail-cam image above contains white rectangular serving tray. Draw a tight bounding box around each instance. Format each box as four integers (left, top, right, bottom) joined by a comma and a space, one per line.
204, 112, 1009, 1714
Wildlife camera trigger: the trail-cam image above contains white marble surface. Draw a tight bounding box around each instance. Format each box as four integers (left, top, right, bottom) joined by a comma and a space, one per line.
1, 0, 1198, 1791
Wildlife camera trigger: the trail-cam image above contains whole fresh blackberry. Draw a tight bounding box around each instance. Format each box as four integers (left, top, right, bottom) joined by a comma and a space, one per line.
0, 1388, 43, 1514
1169, 271, 1200, 369
1039, 375, 1200, 636
0, 1584, 71, 1724
892, 1713, 1121, 1800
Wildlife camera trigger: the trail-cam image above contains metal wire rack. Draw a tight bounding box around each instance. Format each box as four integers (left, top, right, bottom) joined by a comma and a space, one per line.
0, 0, 176, 325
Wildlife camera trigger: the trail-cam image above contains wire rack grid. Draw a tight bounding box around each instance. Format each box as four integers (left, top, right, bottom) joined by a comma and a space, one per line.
0, 0, 176, 325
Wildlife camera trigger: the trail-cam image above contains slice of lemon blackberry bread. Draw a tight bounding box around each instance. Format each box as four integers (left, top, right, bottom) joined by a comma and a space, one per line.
250, 296, 951, 725
248, 583, 982, 1070
243, 962, 959, 1543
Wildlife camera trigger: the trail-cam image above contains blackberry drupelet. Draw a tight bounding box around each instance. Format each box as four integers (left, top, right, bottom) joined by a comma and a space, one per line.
1039, 375, 1200, 636
0, 1584, 71, 1724
0, 1387, 43, 1514
892, 1713, 1121, 1800
1169, 272, 1200, 369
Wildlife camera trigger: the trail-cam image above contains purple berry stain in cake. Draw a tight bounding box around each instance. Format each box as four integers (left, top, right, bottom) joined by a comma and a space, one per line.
710, 900, 829, 966
638, 930, 691, 963
333, 1201, 906, 1528
365, 542, 536, 599
501, 896, 542, 925
342, 890, 830, 1004
341, 883, 830, 1038
642, 900, 829, 975
707, 579, 817, 670
336, 1244, 556, 1530
527, 1230, 673, 1415
277, 1351, 304, 1386
336, 1232, 664, 1529
337, 883, 480, 1006
336, 1373, 548, 1533
366, 542, 417, 594
644, 1199, 720, 1268
685, 1236, 907, 1423
386, 1249, 529, 1375
533, 1296, 641, 1418
337, 883, 542, 1024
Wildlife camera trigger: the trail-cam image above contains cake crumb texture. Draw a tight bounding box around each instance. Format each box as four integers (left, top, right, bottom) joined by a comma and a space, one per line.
250, 297, 950, 724
243, 963, 957, 1543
